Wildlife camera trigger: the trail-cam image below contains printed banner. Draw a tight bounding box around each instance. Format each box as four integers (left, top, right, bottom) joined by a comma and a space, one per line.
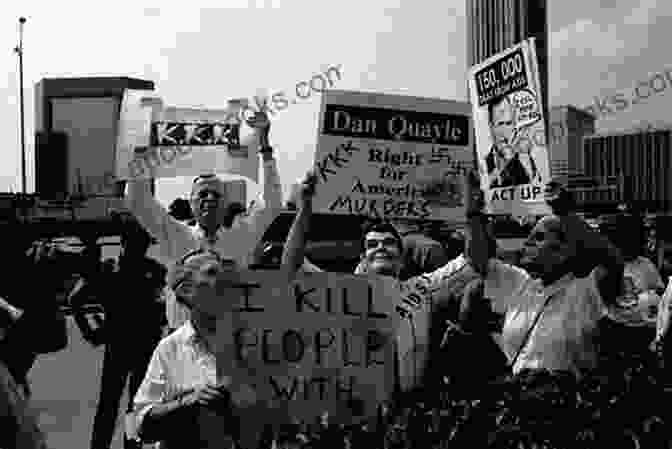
312, 90, 475, 221
207, 270, 398, 446
468, 38, 552, 217
115, 90, 259, 182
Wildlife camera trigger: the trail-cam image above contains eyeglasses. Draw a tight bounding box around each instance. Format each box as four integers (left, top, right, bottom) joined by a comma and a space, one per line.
365, 237, 399, 250
193, 189, 222, 200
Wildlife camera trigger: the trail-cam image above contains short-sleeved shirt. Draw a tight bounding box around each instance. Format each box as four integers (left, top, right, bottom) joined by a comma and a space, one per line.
493, 267, 605, 377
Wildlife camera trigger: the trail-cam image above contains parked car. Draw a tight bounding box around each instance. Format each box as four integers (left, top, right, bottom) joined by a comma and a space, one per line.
252, 211, 367, 272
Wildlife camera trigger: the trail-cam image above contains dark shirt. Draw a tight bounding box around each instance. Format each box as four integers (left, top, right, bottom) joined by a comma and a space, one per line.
72, 256, 166, 341
107, 257, 166, 327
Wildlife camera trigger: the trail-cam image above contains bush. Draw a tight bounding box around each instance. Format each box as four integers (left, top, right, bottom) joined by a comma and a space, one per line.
254, 349, 672, 449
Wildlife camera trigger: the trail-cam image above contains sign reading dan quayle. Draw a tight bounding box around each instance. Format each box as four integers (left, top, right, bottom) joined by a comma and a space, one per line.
209, 270, 398, 445
312, 90, 475, 221
467, 38, 552, 217
115, 90, 260, 182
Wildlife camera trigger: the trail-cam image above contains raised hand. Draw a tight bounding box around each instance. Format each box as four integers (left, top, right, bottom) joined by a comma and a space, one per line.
298, 171, 318, 206
245, 111, 271, 146
544, 180, 574, 216
464, 170, 490, 276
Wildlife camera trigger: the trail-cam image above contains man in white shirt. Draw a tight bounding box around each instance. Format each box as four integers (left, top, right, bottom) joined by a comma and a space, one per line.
285, 174, 625, 384
281, 171, 497, 391
126, 249, 236, 449
125, 112, 283, 330
128, 246, 301, 448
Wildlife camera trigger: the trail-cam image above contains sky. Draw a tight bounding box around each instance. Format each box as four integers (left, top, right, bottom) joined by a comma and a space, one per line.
1, 0, 671, 207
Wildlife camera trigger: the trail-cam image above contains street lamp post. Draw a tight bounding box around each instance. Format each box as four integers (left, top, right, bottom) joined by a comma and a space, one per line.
14, 17, 27, 194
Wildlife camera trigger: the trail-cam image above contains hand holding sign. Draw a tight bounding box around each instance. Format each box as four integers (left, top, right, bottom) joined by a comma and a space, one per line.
544, 180, 574, 216
298, 170, 318, 206
245, 110, 271, 146
464, 171, 490, 276
182, 383, 232, 409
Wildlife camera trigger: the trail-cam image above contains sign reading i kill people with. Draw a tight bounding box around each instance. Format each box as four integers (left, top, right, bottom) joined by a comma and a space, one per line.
312, 90, 474, 221
468, 38, 552, 217
210, 269, 398, 443
115, 90, 259, 182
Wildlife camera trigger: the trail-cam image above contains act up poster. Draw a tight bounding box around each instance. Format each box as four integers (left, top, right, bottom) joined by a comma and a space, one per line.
115, 90, 260, 182
467, 38, 552, 217
311, 90, 475, 222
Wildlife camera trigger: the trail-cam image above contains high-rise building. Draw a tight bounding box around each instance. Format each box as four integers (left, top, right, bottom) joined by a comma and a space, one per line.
466, 0, 549, 129
581, 127, 672, 212
548, 105, 596, 180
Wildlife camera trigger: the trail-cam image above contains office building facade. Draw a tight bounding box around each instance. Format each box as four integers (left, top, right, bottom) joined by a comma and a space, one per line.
466, 0, 549, 130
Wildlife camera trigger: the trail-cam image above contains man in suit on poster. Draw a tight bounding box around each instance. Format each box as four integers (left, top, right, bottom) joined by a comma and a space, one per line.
484, 95, 532, 189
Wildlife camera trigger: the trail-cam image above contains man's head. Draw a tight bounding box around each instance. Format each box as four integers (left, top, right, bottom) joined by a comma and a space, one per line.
190, 175, 229, 231
169, 249, 238, 334
488, 96, 515, 160
359, 222, 404, 277
520, 215, 574, 279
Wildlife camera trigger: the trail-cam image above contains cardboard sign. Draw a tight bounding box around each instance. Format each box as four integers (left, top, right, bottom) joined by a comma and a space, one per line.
208, 270, 398, 448
468, 39, 552, 217
312, 90, 474, 221
115, 90, 260, 182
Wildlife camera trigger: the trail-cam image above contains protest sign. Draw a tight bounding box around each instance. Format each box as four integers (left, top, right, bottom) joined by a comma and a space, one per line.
312, 90, 474, 221
468, 38, 552, 217
115, 90, 259, 182
208, 269, 398, 447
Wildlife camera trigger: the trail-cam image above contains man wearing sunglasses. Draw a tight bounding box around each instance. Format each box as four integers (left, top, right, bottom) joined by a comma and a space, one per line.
125, 112, 283, 331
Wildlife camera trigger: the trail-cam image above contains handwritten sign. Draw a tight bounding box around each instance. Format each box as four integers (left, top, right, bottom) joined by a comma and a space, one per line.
468, 38, 552, 217
115, 90, 260, 182
312, 90, 475, 221
208, 270, 398, 447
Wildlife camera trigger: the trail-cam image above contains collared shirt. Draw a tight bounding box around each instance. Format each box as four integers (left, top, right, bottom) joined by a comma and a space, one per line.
126, 159, 283, 329
126, 321, 219, 447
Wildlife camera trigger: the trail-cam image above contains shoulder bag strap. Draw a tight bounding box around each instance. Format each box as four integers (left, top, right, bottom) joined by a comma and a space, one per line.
509, 287, 566, 370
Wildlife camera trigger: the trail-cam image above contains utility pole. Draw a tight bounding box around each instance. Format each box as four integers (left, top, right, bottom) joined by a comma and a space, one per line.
14, 17, 27, 194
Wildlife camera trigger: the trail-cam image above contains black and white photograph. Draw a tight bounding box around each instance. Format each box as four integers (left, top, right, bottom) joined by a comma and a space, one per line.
2, 1, 672, 448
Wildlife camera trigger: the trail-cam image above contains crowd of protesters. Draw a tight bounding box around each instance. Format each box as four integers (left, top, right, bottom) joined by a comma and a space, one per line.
2, 110, 672, 448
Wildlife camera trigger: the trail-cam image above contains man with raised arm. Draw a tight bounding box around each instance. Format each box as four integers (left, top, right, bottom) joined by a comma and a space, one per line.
125, 112, 283, 330
282, 172, 624, 389
281, 171, 496, 391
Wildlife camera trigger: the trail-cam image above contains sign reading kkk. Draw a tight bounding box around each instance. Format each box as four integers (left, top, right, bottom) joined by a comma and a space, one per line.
115, 90, 260, 182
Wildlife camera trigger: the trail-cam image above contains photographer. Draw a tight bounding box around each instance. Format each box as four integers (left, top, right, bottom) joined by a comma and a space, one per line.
71, 214, 167, 449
